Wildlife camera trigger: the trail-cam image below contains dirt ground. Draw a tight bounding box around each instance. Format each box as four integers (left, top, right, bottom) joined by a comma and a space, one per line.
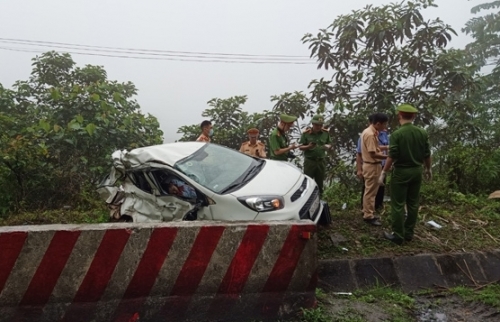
315, 292, 500, 322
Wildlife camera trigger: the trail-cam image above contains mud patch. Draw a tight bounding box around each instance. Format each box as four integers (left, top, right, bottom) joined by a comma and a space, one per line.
415, 295, 500, 322
302, 290, 500, 322
321, 298, 390, 321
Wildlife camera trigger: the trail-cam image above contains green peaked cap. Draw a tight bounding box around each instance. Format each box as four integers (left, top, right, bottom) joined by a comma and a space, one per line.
279, 113, 297, 123
311, 114, 325, 125
396, 104, 418, 113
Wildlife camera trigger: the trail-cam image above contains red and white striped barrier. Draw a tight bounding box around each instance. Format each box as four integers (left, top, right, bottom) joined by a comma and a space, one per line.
0, 221, 317, 322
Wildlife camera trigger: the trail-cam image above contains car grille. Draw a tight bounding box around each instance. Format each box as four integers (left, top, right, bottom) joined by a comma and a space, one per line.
291, 178, 308, 202
299, 186, 319, 219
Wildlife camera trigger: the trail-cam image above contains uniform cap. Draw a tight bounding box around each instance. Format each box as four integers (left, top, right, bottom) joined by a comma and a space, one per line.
311, 114, 325, 125
396, 104, 418, 113
247, 128, 259, 136
279, 113, 297, 123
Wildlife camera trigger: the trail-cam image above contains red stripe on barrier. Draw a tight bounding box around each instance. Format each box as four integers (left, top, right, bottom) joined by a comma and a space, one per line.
259, 224, 312, 315
218, 225, 270, 294
0, 232, 28, 293
155, 226, 225, 320
112, 227, 178, 322
61, 229, 131, 322
207, 225, 269, 319
171, 226, 225, 296
263, 225, 312, 292
20, 230, 81, 306
307, 268, 318, 292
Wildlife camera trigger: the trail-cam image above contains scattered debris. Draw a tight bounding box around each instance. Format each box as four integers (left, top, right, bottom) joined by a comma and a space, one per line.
451, 220, 461, 230
426, 220, 443, 229
329, 233, 348, 247
481, 228, 499, 244
488, 190, 500, 199
470, 219, 488, 226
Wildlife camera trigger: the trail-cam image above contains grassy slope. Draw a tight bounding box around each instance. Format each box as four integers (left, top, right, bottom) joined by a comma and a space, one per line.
319, 181, 500, 259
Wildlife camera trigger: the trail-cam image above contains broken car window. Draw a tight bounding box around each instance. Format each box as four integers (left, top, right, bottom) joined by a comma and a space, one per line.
175, 144, 260, 194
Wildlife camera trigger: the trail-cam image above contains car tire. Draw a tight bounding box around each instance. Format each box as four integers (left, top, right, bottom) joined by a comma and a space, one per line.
318, 201, 332, 226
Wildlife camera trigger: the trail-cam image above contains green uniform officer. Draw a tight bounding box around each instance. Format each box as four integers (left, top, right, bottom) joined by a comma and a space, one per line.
379, 104, 432, 245
269, 113, 299, 161
299, 114, 332, 195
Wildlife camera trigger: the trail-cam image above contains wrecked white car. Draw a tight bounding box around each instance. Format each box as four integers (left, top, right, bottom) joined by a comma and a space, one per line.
97, 142, 326, 224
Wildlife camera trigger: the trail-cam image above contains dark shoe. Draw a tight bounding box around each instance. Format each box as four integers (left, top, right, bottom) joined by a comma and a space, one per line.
404, 235, 413, 242
383, 231, 403, 245
364, 218, 382, 226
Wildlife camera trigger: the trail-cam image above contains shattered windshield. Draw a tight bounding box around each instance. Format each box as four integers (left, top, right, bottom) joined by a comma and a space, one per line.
175, 144, 261, 194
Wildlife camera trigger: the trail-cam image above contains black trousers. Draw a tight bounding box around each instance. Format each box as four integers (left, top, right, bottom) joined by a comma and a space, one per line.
361, 177, 385, 211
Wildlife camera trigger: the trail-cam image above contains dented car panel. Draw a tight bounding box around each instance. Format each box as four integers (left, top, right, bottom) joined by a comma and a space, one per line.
98, 142, 323, 224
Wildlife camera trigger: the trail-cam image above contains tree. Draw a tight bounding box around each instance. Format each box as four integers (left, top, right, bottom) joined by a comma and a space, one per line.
301, 0, 482, 182
463, 0, 500, 146
0, 51, 163, 212
177, 95, 278, 150
464, 1, 500, 70
270, 91, 316, 142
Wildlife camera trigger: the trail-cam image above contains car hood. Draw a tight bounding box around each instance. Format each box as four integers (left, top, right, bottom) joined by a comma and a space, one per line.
230, 160, 303, 197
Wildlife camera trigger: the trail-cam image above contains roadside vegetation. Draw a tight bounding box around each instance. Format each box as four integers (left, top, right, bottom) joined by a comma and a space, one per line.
1, 2, 499, 322
1, 0, 499, 263
297, 284, 500, 322
319, 175, 500, 259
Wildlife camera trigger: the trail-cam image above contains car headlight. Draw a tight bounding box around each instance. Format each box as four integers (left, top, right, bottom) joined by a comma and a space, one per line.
237, 196, 284, 212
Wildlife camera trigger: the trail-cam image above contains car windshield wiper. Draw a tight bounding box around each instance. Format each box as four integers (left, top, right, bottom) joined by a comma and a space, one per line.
243, 160, 265, 181
219, 182, 243, 194
219, 161, 264, 194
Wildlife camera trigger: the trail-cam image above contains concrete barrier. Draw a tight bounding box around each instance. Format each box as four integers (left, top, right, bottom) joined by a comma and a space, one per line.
0, 221, 317, 322
318, 250, 500, 292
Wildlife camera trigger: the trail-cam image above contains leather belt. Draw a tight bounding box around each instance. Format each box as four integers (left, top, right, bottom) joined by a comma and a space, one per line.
363, 161, 381, 164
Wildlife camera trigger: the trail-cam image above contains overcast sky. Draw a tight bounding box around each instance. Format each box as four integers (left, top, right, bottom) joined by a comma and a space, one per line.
0, 0, 475, 142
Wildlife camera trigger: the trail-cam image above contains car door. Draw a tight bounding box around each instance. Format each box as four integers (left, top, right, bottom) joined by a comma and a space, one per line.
124, 171, 194, 222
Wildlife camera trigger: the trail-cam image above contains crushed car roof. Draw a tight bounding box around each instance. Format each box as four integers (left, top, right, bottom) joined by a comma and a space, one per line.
113, 142, 206, 169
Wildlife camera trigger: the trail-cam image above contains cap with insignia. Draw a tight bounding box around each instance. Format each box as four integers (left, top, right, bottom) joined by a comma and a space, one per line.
279, 113, 297, 123
247, 128, 259, 136
311, 114, 325, 125
396, 104, 418, 113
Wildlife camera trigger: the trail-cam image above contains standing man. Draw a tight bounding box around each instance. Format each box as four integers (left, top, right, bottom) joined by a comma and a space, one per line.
360, 112, 389, 226
269, 113, 299, 161
196, 120, 213, 142
356, 114, 389, 212
240, 128, 267, 158
380, 104, 431, 245
299, 114, 332, 195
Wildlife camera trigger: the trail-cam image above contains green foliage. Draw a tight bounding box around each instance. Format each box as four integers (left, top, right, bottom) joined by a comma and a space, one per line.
464, 0, 500, 70
271, 91, 314, 142
0, 51, 163, 213
451, 284, 500, 308
322, 179, 360, 212
301, 0, 483, 181
419, 174, 453, 204
300, 307, 330, 322
329, 308, 365, 322
357, 286, 415, 309
177, 95, 280, 150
